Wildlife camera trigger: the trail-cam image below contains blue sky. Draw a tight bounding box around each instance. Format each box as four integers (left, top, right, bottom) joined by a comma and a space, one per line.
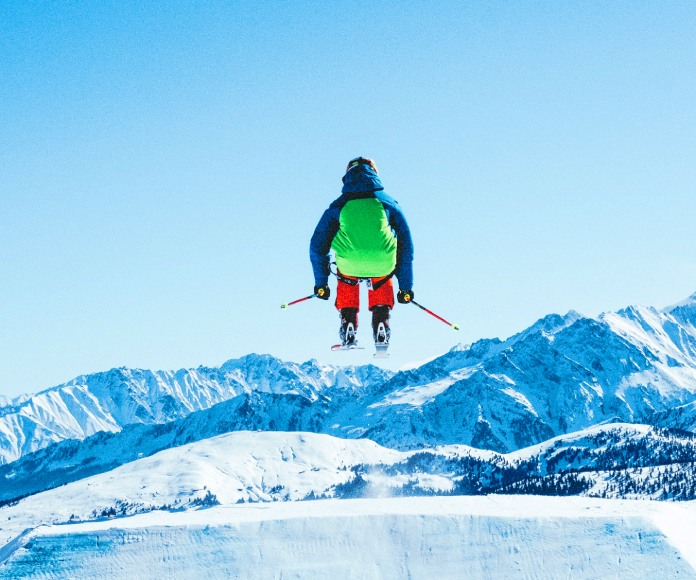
2, 1, 695, 397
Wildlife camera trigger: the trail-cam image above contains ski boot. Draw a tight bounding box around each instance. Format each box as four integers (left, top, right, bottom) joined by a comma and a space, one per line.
372, 305, 391, 358
339, 308, 359, 349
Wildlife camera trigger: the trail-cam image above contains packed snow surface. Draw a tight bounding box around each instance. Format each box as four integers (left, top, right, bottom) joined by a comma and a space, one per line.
2, 496, 696, 579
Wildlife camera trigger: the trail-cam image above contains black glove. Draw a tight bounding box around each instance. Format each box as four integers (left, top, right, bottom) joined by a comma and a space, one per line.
314, 285, 330, 300
397, 289, 414, 304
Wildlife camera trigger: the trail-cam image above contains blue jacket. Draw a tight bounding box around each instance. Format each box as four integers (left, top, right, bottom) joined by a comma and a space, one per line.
310, 164, 414, 290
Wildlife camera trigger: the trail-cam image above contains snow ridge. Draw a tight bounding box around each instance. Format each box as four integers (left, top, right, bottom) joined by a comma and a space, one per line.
0, 356, 391, 465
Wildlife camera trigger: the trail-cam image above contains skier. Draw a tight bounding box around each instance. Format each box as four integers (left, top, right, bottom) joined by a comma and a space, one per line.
310, 157, 414, 353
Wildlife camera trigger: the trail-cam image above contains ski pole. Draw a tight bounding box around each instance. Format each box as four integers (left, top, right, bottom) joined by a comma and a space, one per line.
280, 293, 318, 309
409, 299, 460, 331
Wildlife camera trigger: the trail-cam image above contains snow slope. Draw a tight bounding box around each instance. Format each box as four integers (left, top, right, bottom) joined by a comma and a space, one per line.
5, 425, 696, 552
653, 399, 696, 432
2, 496, 696, 579
0, 431, 415, 548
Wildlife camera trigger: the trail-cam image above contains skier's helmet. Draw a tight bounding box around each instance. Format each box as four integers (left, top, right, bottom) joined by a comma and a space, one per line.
346, 157, 378, 174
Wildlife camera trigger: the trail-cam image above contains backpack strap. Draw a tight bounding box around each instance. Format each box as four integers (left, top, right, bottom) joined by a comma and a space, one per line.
371, 270, 395, 291
330, 262, 395, 290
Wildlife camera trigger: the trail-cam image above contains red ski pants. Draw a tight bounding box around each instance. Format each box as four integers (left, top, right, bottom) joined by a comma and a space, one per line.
335, 272, 395, 311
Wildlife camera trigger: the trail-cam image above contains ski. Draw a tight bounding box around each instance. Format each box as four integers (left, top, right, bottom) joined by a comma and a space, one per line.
331, 344, 365, 351
373, 344, 390, 358
372, 318, 390, 358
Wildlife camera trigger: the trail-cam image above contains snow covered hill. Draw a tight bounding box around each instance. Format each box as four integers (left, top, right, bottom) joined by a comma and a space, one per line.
0, 431, 425, 548
4, 425, 696, 549
3, 496, 696, 579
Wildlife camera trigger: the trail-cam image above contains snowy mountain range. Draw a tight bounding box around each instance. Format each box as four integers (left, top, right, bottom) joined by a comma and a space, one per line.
3, 291, 696, 468
0, 356, 390, 465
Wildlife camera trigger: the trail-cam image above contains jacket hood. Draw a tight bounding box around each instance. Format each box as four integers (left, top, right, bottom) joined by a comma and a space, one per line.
341, 164, 384, 194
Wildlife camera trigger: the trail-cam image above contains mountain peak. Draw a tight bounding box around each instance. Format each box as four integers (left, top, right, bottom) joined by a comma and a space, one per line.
663, 291, 696, 327
664, 291, 696, 311
507, 310, 584, 344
